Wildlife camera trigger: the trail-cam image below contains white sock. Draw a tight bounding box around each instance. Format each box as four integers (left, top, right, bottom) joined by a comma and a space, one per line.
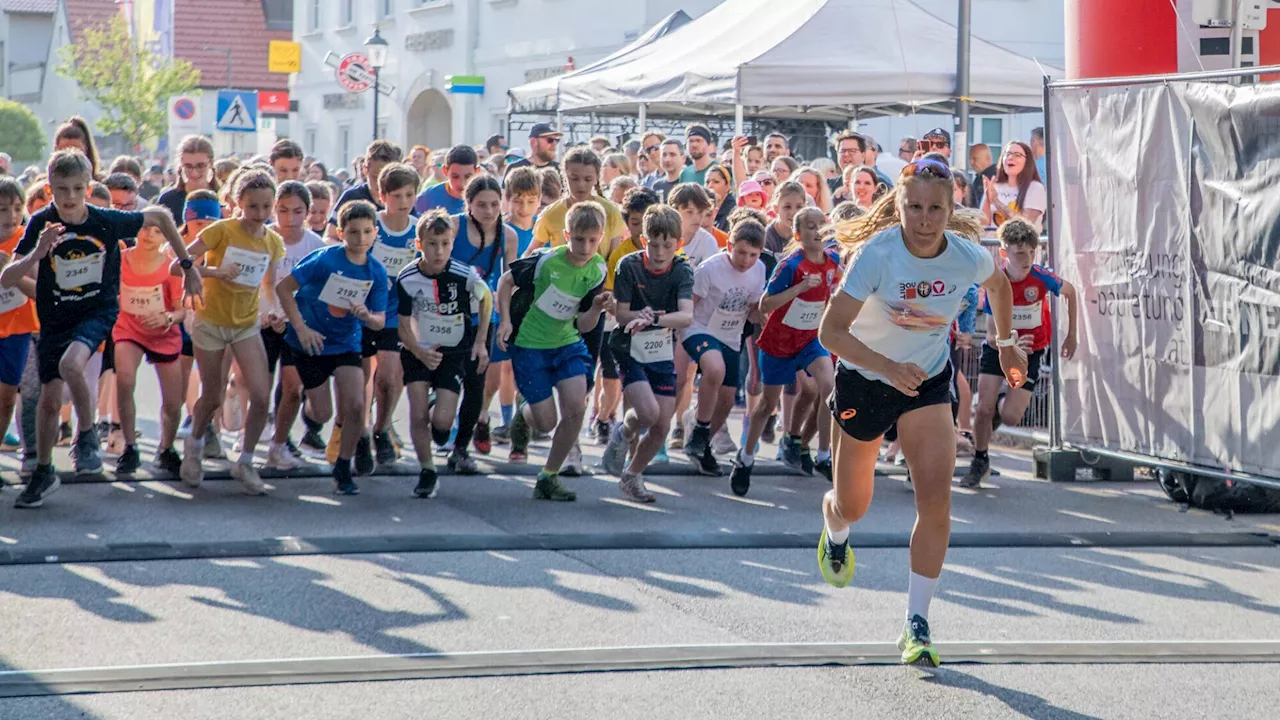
269, 442, 285, 454
907, 572, 939, 621
238, 450, 254, 466
824, 515, 849, 545
738, 448, 754, 466
191, 435, 205, 449
816, 449, 831, 463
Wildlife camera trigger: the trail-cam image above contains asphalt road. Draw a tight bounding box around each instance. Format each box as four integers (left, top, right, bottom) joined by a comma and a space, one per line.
0, 370, 1275, 719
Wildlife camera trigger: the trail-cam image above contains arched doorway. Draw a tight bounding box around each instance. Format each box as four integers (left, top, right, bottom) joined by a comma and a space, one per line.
406, 89, 452, 150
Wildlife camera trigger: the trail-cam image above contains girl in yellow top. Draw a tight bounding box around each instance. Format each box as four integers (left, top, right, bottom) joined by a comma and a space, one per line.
526, 147, 626, 259
172, 169, 284, 495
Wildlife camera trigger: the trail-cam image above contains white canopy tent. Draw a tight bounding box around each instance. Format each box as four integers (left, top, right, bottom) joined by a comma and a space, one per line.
507, 10, 694, 114
554, 0, 1060, 123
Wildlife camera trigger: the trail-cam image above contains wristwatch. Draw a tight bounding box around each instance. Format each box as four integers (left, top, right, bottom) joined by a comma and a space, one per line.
179, 257, 194, 271
995, 333, 1019, 348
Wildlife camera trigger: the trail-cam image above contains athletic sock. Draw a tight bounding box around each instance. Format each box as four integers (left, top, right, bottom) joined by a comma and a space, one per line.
975, 449, 989, 461
303, 414, 322, 433
238, 450, 254, 466
270, 442, 285, 454
816, 449, 831, 463
191, 435, 206, 449
737, 448, 754, 467
907, 571, 939, 621
420, 454, 435, 471
825, 515, 850, 546
500, 404, 513, 426
695, 420, 710, 431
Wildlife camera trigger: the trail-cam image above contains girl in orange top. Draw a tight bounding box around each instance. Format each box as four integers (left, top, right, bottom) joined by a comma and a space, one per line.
0, 179, 37, 461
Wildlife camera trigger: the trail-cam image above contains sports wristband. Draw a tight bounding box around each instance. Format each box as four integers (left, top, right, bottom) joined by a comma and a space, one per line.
995, 333, 1019, 348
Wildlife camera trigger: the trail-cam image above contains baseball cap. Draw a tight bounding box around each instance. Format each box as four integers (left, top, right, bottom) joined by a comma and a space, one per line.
923, 128, 951, 145
505, 148, 526, 160
529, 122, 563, 140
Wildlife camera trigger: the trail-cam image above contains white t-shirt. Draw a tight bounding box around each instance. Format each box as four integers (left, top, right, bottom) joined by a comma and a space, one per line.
681, 251, 766, 351
681, 227, 720, 270
982, 180, 1047, 218
266, 229, 325, 314
840, 227, 995, 382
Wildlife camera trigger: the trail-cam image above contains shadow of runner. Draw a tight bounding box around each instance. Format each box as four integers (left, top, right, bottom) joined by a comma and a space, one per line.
923, 668, 1107, 720
0, 565, 156, 625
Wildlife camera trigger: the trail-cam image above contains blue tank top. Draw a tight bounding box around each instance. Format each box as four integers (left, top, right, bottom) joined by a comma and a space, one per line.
508, 220, 535, 258
450, 213, 505, 322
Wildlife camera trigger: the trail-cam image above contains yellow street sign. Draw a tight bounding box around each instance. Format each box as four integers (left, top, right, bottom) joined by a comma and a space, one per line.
269, 41, 302, 74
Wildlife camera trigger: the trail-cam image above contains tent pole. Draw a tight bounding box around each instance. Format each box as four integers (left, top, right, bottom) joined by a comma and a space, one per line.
734, 104, 744, 137
955, 0, 972, 172
639, 104, 647, 134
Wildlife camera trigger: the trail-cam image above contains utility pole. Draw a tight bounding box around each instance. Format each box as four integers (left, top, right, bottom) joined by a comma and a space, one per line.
955, 0, 972, 171
204, 46, 235, 152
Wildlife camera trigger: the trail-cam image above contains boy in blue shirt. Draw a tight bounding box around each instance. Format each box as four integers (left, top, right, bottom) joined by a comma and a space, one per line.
414, 145, 477, 216
277, 200, 388, 495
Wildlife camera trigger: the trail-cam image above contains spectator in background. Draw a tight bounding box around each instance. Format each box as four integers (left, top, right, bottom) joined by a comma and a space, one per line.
966, 143, 996, 208
602, 153, 633, 190
704, 164, 735, 232
638, 132, 665, 187
609, 175, 638, 206
139, 164, 164, 201
796, 166, 833, 213
623, 139, 642, 177
1030, 127, 1047, 182
896, 137, 917, 163
743, 142, 765, 176
751, 170, 776, 207
771, 155, 799, 184
982, 140, 1046, 227
920, 128, 952, 161
408, 145, 431, 182
830, 130, 865, 194
680, 123, 719, 184
652, 138, 685, 202
861, 135, 894, 188
951, 168, 970, 208
842, 165, 882, 210
763, 132, 790, 163
486, 134, 507, 159
505, 123, 562, 176
591, 135, 611, 153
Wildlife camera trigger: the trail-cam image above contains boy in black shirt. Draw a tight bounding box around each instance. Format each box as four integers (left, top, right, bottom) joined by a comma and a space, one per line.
0, 150, 202, 507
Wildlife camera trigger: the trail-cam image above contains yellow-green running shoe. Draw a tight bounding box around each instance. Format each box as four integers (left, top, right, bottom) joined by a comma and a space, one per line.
897, 615, 940, 667
817, 526, 855, 587
533, 471, 576, 502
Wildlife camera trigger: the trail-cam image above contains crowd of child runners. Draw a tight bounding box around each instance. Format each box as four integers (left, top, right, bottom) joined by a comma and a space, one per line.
0, 116, 1077, 667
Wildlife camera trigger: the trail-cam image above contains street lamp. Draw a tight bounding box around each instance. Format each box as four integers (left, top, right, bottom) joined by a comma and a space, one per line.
365, 28, 389, 142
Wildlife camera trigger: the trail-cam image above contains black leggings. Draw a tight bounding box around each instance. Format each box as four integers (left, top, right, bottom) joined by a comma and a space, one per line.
454, 328, 492, 452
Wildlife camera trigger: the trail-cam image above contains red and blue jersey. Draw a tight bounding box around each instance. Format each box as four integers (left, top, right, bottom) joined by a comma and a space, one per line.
757, 247, 841, 358
981, 263, 1063, 352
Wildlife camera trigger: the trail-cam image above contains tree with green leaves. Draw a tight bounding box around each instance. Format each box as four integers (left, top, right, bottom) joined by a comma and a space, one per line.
0, 99, 46, 162
55, 14, 201, 149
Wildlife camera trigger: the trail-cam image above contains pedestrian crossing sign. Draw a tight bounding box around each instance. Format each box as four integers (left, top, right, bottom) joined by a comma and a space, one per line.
216, 89, 258, 133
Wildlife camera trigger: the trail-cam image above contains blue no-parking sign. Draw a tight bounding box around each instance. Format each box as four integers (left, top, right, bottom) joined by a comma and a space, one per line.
216, 89, 258, 133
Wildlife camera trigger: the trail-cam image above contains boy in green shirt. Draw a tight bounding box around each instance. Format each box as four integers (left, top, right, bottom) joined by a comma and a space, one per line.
495, 202, 611, 501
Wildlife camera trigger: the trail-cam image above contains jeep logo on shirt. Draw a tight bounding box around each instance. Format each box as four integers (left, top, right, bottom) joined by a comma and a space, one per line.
414, 297, 460, 315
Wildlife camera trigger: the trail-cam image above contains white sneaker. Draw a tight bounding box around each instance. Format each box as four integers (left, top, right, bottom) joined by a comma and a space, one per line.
266, 444, 305, 470
230, 460, 266, 495
561, 442, 586, 476
712, 425, 738, 456
203, 425, 225, 459
180, 435, 204, 488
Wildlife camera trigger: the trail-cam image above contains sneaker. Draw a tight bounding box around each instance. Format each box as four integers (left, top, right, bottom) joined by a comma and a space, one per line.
960, 454, 990, 489
448, 448, 480, 475
593, 418, 610, 446
180, 435, 204, 488
532, 471, 576, 502
492, 423, 511, 443
815, 455, 833, 483
955, 431, 974, 457
1, 432, 20, 451
618, 472, 656, 503
508, 448, 528, 463
600, 422, 630, 476
561, 443, 587, 477
509, 405, 531, 456
72, 429, 103, 477
14, 464, 60, 508
116, 445, 141, 475
473, 421, 492, 455
299, 427, 325, 453
761, 414, 778, 445
668, 424, 684, 450
202, 424, 225, 459
267, 443, 306, 470
414, 468, 439, 498
286, 437, 303, 459
684, 423, 711, 463
333, 463, 359, 496
56, 421, 73, 447
817, 526, 855, 587
373, 430, 397, 466
898, 615, 940, 667
325, 426, 342, 465
696, 445, 722, 477
729, 455, 753, 496
154, 447, 183, 476
20, 453, 38, 478
800, 447, 815, 476
177, 415, 193, 439
221, 390, 244, 431
652, 444, 670, 464
780, 436, 804, 473
95, 420, 111, 443
354, 433, 375, 476
711, 425, 737, 456
230, 460, 267, 496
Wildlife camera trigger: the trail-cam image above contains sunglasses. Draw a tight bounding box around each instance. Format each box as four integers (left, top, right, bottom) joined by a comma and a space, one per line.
901, 158, 953, 180
542, 137, 562, 145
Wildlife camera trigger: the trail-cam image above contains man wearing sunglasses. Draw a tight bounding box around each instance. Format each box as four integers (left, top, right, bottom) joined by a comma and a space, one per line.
639, 131, 666, 189
504, 123, 562, 177
918, 128, 953, 162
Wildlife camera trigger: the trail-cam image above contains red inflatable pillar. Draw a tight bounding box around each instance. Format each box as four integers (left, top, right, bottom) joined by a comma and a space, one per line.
1065, 0, 1179, 79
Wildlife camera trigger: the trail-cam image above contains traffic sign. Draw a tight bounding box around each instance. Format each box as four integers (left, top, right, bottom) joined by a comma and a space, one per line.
268, 40, 302, 73
216, 89, 258, 133
258, 90, 290, 115
336, 53, 373, 93
168, 94, 201, 152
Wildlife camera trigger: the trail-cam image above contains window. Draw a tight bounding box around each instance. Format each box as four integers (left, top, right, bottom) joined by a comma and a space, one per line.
261, 0, 293, 31
379, 0, 394, 18
308, 0, 320, 31
340, 125, 352, 169
377, 120, 389, 141
305, 128, 317, 155
981, 118, 1003, 146
341, 0, 354, 25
